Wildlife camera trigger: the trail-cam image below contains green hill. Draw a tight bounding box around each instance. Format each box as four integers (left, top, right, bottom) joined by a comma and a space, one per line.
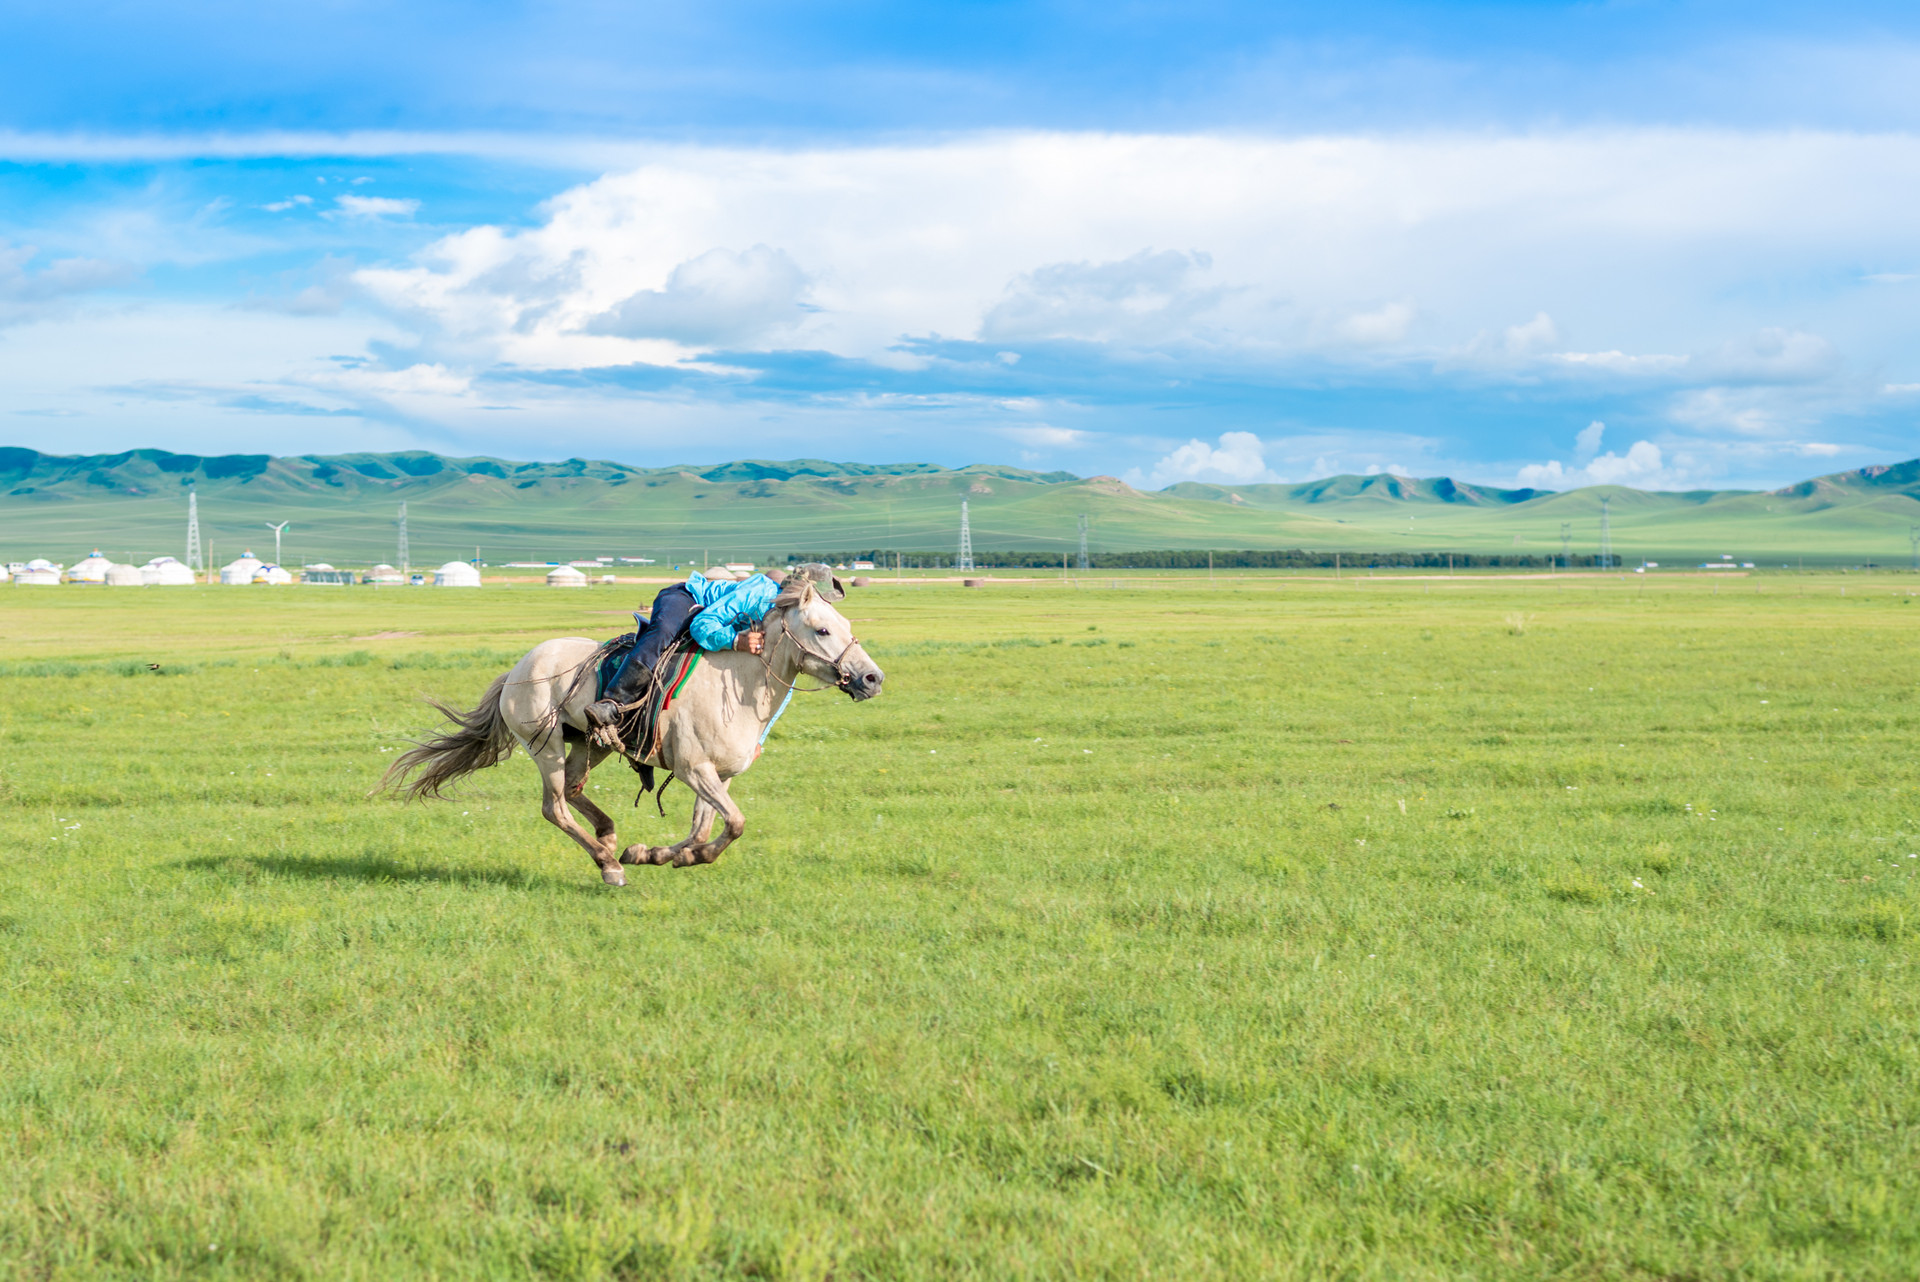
3, 446, 1918, 568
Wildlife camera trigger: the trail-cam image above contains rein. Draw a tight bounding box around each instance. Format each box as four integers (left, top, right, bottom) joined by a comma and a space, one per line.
759, 609, 866, 696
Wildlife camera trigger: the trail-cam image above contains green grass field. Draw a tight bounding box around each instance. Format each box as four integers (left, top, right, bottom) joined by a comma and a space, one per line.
2, 575, 1917, 1278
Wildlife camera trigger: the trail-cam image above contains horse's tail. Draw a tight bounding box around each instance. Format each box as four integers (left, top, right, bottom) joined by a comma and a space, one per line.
377, 674, 516, 801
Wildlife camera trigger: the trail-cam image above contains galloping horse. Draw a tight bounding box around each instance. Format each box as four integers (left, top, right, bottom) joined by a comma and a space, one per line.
379, 576, 884, 883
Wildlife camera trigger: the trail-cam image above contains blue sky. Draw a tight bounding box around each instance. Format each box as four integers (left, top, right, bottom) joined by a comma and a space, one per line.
3, 1, 1920, 489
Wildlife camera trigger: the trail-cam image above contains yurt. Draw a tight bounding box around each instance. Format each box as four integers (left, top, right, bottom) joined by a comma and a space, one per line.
366, 564, 405, 585
102, 562, 144, 586
702, 566, 738, 581
546, 564, 589, 588
141, 556, 197, 586
13, 558, 61, 586
250, 564, 295, 585
434, 560, 482, 587
220, 551, 264, 585
65, 550, 113, 584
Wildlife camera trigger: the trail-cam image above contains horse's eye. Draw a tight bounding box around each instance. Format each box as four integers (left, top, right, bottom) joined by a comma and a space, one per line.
816, 626, 831, 636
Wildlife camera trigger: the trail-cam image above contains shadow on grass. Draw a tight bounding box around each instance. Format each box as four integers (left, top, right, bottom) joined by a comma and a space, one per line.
175, 853, 581, 892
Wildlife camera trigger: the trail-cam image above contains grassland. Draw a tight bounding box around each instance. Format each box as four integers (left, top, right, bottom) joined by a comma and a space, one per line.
1, 573, 1917, 1278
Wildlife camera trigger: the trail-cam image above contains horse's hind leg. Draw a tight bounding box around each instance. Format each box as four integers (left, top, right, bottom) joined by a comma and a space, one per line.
564, 737, 622, 871
531, 735, 626, 886
628, 795, 714, 867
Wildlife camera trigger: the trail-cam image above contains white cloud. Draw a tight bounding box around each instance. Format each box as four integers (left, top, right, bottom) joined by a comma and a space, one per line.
1504, 311, 1559, 354
1517, 439, 1672, 489
1125, 431, 1277, 489
585, 245, 809, 346
1574, 420, 1606, 461
998, 424, 1091, 450
1337, 301, 1415, 345
331, 195, 419, 220
346, 129, 1920, 386
0, 241, 134, 326
1550, 350, 1689, 374
981, 249, 1219, 344
263, 195, 314, 212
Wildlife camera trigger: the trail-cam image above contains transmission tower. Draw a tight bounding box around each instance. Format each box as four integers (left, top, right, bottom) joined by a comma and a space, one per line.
1598, 496, 1613, 570
1910, 524, 1918, 572
1077, 514, 1090, 571
1560, 521, 1571, 570
397, 502, 409, 575
185, 488, 202, 571
957, 500, 974, 571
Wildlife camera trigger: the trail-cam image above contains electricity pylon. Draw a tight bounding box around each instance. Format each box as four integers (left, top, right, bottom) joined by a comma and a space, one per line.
1077, 514, 1090, 571
185, 488, 202, 571
397, 502, 409, 575
957, 501, 974, 571
1599, 496, 1613, 569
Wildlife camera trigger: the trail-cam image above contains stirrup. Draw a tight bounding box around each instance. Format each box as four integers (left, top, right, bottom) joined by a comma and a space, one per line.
588, 720, 627, 751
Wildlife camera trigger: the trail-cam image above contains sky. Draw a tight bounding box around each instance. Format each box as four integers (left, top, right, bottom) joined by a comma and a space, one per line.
3, 1, 1920, 491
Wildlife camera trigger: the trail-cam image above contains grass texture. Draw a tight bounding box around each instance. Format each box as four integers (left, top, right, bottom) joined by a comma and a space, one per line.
1, 575, 1917, 1278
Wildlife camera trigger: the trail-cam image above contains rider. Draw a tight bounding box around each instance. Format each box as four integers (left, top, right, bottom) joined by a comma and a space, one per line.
584, 563, 840, 729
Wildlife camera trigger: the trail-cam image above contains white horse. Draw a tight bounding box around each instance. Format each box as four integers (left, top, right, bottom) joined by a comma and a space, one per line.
379, 577, 884, 883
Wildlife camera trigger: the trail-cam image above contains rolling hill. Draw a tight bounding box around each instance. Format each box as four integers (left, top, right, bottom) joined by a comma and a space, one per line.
3, 446, 1919, 568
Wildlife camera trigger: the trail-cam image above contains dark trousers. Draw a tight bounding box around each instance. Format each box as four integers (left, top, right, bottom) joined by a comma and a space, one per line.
604, 584, 698, 701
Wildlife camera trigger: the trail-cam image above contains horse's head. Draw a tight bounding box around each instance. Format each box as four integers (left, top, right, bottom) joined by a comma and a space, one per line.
771, 576, 885, 700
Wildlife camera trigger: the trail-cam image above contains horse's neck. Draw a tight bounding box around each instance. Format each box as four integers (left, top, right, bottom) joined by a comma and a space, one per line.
710, 636, 802, 727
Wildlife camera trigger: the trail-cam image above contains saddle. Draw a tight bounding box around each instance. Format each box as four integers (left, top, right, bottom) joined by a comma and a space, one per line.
588, 631, 703, 767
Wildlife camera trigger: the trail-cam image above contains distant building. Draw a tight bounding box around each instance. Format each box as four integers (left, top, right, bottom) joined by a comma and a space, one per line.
434, 561, 482, 588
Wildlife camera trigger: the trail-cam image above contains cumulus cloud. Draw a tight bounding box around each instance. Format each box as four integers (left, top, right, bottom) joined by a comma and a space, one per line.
1126, 431, 1277, 489
584, 245, 809, 346
1517, 439, 1671, 489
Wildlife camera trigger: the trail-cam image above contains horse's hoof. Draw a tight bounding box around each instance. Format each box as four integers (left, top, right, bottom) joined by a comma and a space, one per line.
600, 866, 626, 886
647, 846, 676, 866
619, 844, 648, 865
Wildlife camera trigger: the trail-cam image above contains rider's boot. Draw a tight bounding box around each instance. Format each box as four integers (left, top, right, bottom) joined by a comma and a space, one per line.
585, 653, 652, 730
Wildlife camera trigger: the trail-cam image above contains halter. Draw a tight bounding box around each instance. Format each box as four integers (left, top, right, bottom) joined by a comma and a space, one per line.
762, 605, 868, 695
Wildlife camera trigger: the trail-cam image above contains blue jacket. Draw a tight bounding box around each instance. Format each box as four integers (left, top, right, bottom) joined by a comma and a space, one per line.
684, 571, 781, 651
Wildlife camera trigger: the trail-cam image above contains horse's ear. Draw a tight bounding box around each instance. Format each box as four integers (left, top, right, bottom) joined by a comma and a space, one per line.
774, 580, 813, 609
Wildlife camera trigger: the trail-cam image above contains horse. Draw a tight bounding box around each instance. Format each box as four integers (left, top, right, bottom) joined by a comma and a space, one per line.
377, 576, 884, 884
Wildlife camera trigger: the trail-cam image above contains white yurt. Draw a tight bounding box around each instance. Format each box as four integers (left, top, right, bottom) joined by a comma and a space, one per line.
103, 562, 144, 586
546, 564, 589, 588
366, 564, 405, 584
251, 564, 295, 585
66, 550, 113, 583
434, 560, 482, 587
13, 558, 61, 586
220, 552, 264, 585
141, 556, 197, 586
702, 566, 738, 581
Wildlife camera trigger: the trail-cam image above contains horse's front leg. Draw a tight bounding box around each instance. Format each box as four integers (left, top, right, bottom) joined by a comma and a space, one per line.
673, 763, 743, 867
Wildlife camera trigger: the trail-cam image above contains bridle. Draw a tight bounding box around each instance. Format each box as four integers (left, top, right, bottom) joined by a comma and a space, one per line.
761, 604, 869, 695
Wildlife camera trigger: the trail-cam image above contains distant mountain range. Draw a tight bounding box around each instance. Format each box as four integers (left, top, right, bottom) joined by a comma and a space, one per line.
3, 447, 1918, 566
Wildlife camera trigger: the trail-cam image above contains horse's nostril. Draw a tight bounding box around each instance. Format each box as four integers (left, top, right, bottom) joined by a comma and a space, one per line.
864, 672, 880, 684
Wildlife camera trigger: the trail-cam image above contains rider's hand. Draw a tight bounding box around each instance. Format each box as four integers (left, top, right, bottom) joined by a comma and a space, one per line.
732, 631, 764, 654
